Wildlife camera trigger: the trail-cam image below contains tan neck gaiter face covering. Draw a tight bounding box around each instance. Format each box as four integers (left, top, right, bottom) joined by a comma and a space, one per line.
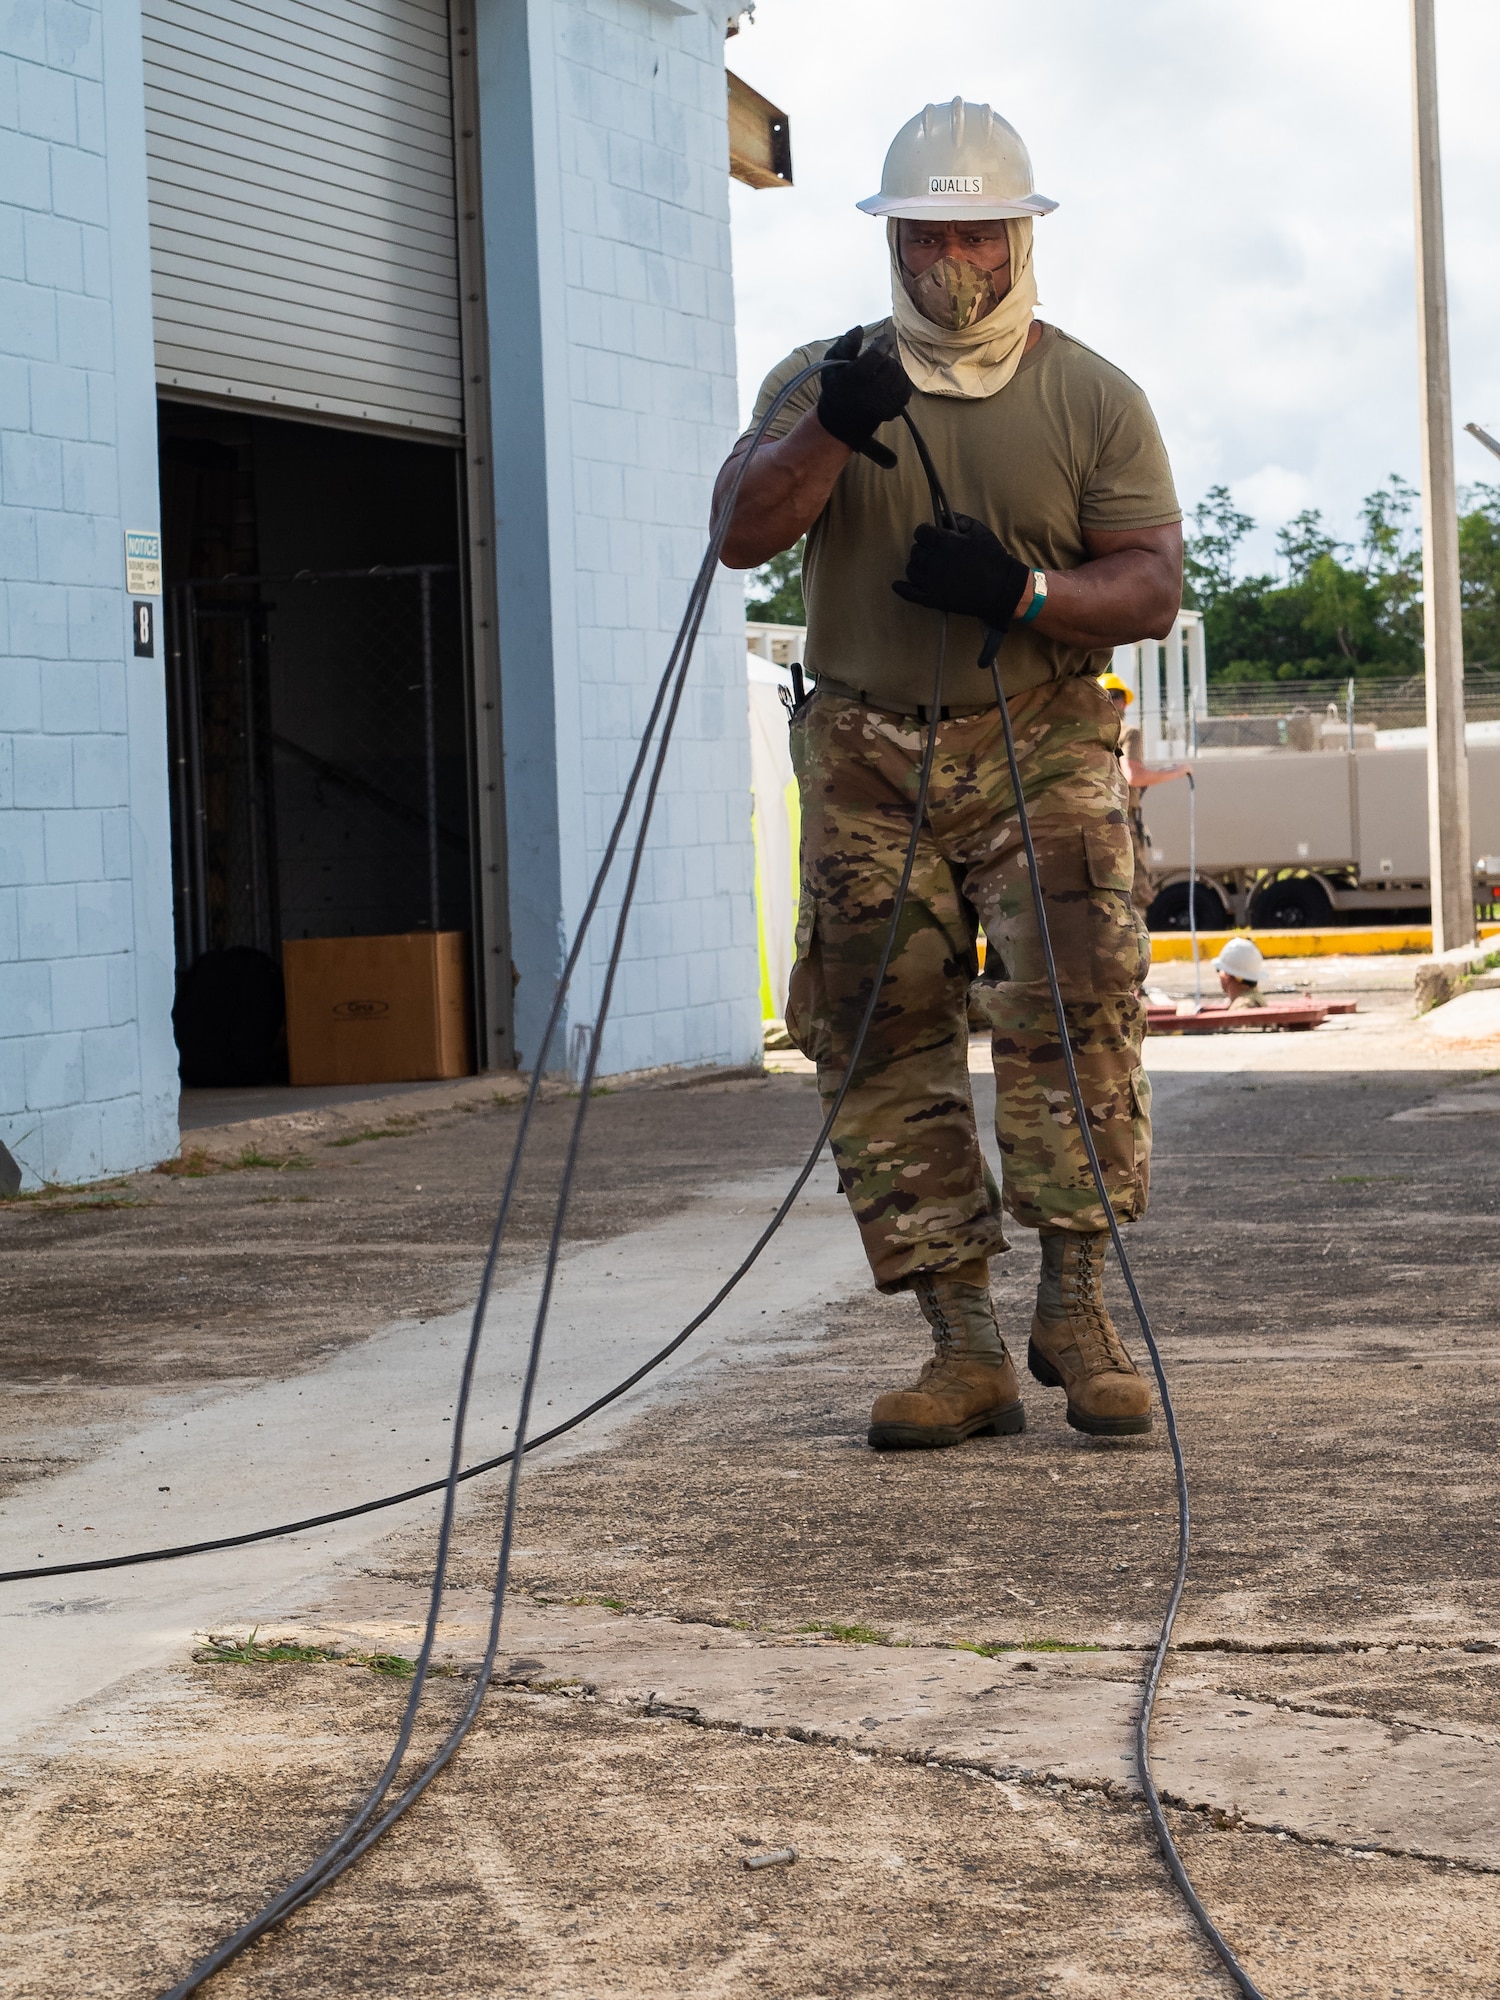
888, 217, 1037, 399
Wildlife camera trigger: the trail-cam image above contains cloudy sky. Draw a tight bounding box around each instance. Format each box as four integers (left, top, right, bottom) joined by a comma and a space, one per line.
724, 0, 1500, 572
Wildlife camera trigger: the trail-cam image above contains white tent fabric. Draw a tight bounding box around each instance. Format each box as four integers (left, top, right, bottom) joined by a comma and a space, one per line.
747, 655, 799, 1023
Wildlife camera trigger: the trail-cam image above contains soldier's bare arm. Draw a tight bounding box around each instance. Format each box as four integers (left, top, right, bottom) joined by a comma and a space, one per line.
1020, 522, 1183, 648
1121, 754, 1191, 787
714, 412, 853, 570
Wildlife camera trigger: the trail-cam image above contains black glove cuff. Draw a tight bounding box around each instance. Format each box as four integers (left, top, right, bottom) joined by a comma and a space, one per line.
981, 548, 1032, 628
814, 387, 876, 454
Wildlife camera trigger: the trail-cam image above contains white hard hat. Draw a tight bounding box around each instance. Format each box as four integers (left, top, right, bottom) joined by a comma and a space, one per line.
856, 97, 1058, 221
1216, 936, 1266, 983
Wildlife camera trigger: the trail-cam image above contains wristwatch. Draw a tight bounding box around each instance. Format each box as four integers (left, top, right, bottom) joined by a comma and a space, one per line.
1016, 569, 1048, 625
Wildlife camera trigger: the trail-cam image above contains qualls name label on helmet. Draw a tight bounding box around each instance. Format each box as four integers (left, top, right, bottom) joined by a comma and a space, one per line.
928, 175, 983, 195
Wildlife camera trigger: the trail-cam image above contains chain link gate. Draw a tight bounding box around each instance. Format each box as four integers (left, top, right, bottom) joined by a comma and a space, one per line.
165, 564, 472, 979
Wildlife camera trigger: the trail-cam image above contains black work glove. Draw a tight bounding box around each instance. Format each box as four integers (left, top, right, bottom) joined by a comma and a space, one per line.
816, 326, 912, 470
892, 515, 1032, 629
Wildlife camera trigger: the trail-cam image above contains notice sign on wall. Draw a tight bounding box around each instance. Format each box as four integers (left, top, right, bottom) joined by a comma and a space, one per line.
125, 529, 162, 596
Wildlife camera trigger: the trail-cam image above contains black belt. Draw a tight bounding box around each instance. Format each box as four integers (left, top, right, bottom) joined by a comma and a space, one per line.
809, 675, 999, 724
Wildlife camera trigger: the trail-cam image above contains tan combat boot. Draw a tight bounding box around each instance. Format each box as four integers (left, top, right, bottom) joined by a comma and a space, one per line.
1028, 1230, 1152, 1437
868, 1274, 1026, 1451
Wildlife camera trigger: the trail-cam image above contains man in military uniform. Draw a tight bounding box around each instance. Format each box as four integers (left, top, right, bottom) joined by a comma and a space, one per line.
716, 99, 1183, 1446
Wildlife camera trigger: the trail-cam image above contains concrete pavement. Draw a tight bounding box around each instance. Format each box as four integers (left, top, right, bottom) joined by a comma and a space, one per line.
2, 1166, 867, 1743
2, 957, 1498, 1995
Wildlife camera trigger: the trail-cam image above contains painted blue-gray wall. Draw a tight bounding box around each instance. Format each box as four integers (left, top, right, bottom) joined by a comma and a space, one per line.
0, 0, 177, 1188
0, 0, 757, 1187
477, 0, 758, 1076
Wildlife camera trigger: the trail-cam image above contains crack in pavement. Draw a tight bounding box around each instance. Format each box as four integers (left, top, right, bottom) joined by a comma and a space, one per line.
1214, 1688, 1500, 1752
283, 1590, 1500, 1877
481, 1677, 1500, 1881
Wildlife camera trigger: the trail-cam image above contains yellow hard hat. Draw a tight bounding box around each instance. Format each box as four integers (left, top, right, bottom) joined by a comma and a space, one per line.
1099, 672, 1134, 703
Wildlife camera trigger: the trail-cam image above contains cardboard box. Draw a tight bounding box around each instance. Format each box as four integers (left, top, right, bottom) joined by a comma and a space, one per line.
282, 932, 473, 1086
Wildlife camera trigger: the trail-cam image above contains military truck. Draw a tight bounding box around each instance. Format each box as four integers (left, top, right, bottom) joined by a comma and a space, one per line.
1138, 736, 1500, 929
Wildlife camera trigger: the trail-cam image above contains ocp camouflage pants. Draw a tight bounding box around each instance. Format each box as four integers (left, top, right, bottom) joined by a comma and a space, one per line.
786, 676, 1151, 1294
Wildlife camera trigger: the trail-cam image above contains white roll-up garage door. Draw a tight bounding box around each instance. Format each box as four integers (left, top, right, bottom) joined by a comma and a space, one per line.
142, 0, 463, 437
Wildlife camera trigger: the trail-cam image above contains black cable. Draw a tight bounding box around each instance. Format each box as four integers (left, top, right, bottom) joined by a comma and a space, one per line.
155, 366, 812, 1993
2, 374, 825, 1602
4, 404, 1001, 1603
893, 395, 1261, 1989
157, 368, 820, 2000
155, 361, 948, 1996
47, 373, 1260, 1997
975, 631, 1265, 1997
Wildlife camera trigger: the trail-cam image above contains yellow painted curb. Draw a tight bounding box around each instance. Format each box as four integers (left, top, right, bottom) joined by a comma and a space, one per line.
1148, 923, 1500, 963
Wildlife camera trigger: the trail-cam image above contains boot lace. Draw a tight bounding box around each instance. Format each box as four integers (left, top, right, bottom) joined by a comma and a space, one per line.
912, 1278, 967, 1378
1060, 1236, 1132, 1375
913, 1277, 957, 1355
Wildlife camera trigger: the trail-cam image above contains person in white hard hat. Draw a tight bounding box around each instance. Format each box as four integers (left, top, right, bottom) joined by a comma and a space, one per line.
1214, 936, 1267, 1009
716, 99, 1183, 1451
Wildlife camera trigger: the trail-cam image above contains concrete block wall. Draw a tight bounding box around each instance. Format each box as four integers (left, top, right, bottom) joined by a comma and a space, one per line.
0, 0, 177, 1187
480, 0, 758, 1077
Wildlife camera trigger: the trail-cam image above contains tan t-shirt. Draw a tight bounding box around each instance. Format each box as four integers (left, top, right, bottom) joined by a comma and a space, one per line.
743, 320, 1181, 710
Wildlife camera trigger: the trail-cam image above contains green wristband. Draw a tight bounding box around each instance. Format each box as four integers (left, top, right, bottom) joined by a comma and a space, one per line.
1016, 570, 1048, 624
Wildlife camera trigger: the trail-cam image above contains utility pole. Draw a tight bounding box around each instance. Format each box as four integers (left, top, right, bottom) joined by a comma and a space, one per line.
1410, 0, 1473, 951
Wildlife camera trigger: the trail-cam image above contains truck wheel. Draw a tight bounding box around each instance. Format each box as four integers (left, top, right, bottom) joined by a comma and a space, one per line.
1247, 875, 1333, 929
1146, 881, 1228, 932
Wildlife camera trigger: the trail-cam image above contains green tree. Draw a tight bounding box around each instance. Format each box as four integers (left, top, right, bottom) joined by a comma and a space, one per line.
1184, 476, 1431, 683
1298, 552, 1379, 663
1276, 508, 1344, 580
1359, 475, 1423, 668
1459, 482, 1500, 669
745, 538, 805, 624
1182, 484, 1255, 606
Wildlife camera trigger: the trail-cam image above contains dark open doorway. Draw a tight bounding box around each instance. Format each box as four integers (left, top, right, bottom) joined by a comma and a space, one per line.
158, 402, 485, 1081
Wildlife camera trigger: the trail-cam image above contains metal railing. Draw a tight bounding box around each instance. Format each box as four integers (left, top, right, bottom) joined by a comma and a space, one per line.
1202, 669, 1500, 729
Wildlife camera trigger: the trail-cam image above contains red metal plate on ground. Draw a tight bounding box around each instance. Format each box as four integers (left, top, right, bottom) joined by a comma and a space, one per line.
1146, 1000, 1333, 1034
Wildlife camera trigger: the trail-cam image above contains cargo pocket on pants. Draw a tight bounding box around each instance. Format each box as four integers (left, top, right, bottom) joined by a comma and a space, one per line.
1084, 820, 1150, 993
1084, 821, 1134, 893
1030, 825, 1141, 998
784, 901, 831, 1065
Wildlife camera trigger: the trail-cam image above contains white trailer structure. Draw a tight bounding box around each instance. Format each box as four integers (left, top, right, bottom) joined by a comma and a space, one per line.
1113, 625, 1500, 929
743, 616, 1499, 950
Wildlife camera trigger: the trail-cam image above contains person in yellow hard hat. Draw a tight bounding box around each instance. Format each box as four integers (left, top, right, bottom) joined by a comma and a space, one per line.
1098, 673, 1191, 917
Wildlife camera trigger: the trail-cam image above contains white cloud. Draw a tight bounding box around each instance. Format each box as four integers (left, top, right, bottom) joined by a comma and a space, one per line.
725, 0, 1500, 554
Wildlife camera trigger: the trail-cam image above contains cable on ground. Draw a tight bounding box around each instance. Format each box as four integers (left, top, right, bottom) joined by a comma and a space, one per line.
983, 659, 1263, 2000
898, 402, 1262, 1994
153, 357, 952, 1996
11, 365, 1260, 1998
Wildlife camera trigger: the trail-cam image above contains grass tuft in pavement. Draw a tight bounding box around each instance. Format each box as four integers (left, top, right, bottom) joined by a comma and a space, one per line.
195, 1631, 447, 1678
324, 1119, 425, 1148
951, 1637, 1101, 1657
0, 1176, 138, 1210
155, 1147, 312, 1177
197, 1633, 340, 1667
0, 1168, 142, 1216
796, 1622, 894, 1646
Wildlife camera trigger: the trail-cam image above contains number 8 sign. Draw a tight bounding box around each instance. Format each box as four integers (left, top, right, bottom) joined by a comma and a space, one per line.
132, 600, 155, 658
